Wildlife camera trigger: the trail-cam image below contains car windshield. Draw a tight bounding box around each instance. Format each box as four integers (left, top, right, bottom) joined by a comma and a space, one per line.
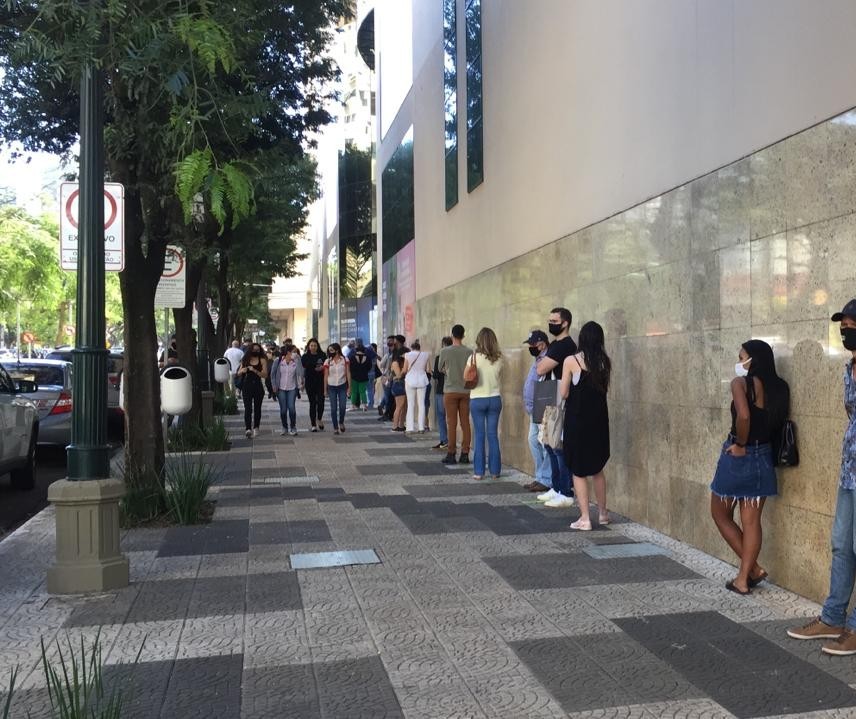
3, 364, 65, 387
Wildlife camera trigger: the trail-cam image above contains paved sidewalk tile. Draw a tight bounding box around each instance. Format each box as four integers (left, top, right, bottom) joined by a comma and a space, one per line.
1, 398, 854, 718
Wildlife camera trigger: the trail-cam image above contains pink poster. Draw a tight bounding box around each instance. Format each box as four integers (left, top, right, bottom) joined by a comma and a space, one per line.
382, 240, 415, 338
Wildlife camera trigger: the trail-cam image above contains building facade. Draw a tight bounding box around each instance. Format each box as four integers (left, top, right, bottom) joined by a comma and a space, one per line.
375, 0, 856, 602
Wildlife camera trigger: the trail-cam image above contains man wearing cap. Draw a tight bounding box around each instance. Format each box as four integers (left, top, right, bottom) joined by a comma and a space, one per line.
788, 300, 856, 654
522, 330, 553, 492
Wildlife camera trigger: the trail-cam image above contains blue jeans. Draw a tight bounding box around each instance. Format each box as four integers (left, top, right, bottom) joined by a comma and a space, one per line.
470, 396, 502, 477
822, 486, 856, 630
528, 420, 552, 487
277, 389, 297, 430
367, 370, 376, 407
328, 384, 348, 430
435, 392, 448, 444
546, 445, 572, 496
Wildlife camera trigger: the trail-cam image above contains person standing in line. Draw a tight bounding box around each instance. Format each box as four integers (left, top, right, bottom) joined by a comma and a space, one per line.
389, 348, 408, 431
789, 300, 856, 652
536, 307, 577, 508
404, 340, 431, 433
432, 337, 452, 450
348, 339, 372, 411
301, 338, 326, 431
377, 335, 397, 422
522, 330, 553, 492
707, 339, 789, 593
323, 343, 350, 435
367, 342, 379, 409
440, 324, 473, 465
559, 322, 613, 530
224, 339, 244, 395
469, 327, 503, 480
271, 344, 302, 436
237, 342, 268, 438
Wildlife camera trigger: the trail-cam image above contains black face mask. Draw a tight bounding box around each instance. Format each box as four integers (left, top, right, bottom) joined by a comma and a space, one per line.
548, 322, 564, 337
528, 346, 540, 357
842, 328, 856, 351
328, 352, 336, 358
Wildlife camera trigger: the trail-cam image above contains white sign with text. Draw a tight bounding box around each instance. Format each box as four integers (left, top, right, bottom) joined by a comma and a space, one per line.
59, 182, 125, 272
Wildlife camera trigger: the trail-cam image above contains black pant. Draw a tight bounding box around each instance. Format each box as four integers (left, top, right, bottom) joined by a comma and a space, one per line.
306, 383, 325, 426
243, 385, 264, 429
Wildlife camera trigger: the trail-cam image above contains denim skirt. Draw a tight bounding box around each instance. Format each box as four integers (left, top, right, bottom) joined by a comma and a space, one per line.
710, 439, 777, 501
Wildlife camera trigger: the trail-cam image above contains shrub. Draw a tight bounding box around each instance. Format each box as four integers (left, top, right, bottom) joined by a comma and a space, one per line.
163, 452, 222, 524
167, 418, 230, 452
214, 389, 239, 416
119, 464, 167, 526
2, 667, 16, 719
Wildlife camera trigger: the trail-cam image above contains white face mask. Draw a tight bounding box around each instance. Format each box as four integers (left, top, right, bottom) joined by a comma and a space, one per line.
735, 358, 751, 377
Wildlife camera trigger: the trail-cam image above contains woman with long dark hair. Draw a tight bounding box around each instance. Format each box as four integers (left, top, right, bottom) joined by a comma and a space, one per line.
389, 349, 408, 432
323, 343, 350, 435
236, 342, 268, 438
559, 321, 611, 530
710, 339, 789, 595
301, 338, 326, 431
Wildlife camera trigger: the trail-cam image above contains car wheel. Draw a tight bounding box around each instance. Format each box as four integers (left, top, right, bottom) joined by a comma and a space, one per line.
10, 425, 37, 491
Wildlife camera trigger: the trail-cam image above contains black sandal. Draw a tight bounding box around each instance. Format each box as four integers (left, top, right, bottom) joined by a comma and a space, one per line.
726, 580, 751, 596
748, 570, 768, 588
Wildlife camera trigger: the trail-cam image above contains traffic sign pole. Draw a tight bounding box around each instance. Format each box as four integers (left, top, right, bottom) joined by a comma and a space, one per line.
48, 57, 128, 595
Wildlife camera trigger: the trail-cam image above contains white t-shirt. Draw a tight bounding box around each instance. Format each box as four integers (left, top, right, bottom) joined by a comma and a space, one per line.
224, 347, 244, 373
324, 357, 349, 386
469, 352, 502, 398
404, 350, 430, 388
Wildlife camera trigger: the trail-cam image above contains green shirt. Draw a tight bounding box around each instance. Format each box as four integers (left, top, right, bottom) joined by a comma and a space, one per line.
439, 344, 472, 394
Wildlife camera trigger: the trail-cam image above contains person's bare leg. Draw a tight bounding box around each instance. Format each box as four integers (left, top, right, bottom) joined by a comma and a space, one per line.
573, 475, 590, 523
735, 499, 766, 592
711, 493, 743, 558
592, 471, 607, 521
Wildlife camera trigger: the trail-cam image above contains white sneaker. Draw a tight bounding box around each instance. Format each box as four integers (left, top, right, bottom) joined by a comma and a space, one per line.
536, 489, 559, 502
544, 494, 575, 508
252, 428, 259, 437
245, 429, 252, 438
289, 429, 298, 436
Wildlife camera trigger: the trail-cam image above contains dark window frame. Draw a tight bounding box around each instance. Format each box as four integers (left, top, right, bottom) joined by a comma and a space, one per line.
465, 0, 483, 192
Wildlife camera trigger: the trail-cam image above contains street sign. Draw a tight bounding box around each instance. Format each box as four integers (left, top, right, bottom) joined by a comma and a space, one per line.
59, 182, 125, 272
65, 325, 76, 335
154, 245, 187, 309
21, 331, 34, 344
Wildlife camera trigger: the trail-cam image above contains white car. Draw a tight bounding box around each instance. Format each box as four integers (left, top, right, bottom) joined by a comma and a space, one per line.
0, 363, 39, 490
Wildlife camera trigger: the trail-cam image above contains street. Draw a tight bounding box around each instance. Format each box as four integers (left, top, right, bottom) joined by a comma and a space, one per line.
0, 446, 66, 540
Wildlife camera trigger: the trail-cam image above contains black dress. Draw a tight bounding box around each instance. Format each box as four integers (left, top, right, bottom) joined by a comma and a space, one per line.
563, 369, 610, 476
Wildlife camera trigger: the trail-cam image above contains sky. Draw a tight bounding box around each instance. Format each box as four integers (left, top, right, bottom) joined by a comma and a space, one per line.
0, 146, 68, 215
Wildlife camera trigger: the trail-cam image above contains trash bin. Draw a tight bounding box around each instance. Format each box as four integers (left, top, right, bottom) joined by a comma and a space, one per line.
213, 357, 231, 384
160, 366, 192, 415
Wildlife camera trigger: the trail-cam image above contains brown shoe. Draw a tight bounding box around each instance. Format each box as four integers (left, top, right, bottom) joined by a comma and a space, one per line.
529, 482, 550, 492
823, 629, 856, 656
787, 617, 844, 640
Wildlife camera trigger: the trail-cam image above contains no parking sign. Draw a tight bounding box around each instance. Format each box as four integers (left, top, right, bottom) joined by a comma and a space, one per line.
59, 182, 125, 271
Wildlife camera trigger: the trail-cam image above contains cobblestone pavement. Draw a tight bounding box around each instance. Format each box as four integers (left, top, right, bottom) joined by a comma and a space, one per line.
0, 398, 853, 718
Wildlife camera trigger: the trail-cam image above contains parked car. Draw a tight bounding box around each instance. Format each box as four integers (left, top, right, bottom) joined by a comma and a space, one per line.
44, 347, 124, 418
1, 359, 72, 446
0, 363, 39, 490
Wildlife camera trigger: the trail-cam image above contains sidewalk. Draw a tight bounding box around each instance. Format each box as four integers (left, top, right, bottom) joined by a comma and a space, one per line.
0, 397, 852, 718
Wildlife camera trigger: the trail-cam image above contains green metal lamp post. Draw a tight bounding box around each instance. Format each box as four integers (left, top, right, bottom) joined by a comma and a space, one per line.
47, 58, 129, 594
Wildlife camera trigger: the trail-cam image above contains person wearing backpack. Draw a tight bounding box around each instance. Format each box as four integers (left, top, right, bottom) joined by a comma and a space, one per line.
788, 300, 856, 654
710, 339, 789, 596
349, 339, 372, 411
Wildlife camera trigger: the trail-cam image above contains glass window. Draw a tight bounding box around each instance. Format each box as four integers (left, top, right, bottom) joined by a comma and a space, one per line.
465, 0, 483, 192
443, 0, 458, 210
381, 129, 415, 264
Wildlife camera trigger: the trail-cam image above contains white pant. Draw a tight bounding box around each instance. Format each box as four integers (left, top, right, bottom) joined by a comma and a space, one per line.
405, 384, 427, 431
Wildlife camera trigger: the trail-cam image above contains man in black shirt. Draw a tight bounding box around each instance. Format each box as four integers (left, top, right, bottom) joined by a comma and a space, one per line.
534, 307, 577, 508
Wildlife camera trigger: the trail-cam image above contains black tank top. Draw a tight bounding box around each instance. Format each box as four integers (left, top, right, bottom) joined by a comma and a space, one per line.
730, 376, 770, 443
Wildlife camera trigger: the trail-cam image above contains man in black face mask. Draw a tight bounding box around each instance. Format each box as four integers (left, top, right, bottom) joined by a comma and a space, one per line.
378, 335, 397, 421
534, 307, 577, 508
788, 299, 856, 653
523, 330, 552, 492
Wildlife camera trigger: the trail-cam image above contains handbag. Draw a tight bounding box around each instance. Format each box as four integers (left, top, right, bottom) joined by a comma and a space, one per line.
463, 352, 478, 390
777, 419, 799, 467
539, 401, 565, 450
532, 379, 559, 423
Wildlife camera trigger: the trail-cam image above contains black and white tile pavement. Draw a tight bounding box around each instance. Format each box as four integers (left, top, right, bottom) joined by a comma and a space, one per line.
0, 398, 852, 718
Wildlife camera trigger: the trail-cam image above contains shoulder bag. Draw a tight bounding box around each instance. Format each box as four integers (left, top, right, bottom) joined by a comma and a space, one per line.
777, 419, 799, 467
532, 378, 560, 424
463, 352, 478, 390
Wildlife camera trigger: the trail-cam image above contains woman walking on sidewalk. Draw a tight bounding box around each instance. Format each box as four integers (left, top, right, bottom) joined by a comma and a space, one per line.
271, 344, 302, 436
559, 321, 611, 530
710, 339, 789, 595
469, 328, 503, 480
404, 340, 431, 432
237, 343, 268, 438
302, 338, 326, 431
324, 343, 350, 435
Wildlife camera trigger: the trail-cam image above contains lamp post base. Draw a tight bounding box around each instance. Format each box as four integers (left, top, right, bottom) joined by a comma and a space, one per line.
47, 478, 129, 594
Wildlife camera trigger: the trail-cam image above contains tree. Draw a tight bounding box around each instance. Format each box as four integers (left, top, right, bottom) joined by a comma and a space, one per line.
0, 0, 349, 485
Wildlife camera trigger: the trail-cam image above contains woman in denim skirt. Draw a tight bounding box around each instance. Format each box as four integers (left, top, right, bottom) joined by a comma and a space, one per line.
710, 339, 790, 596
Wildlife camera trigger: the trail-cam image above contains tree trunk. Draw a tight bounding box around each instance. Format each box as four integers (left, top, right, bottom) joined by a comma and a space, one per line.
173, 256, 204, 428
54, 301, 68, 347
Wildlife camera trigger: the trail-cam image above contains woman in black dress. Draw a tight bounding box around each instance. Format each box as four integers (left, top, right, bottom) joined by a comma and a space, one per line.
236, 343, 268, 438
559, 321, 611, 531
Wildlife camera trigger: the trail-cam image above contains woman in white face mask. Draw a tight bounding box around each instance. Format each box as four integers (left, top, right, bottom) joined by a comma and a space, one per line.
710, 340, 790, 596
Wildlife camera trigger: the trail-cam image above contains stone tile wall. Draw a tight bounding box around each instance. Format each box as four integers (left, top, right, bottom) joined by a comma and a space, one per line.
414, 109, 856, 602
